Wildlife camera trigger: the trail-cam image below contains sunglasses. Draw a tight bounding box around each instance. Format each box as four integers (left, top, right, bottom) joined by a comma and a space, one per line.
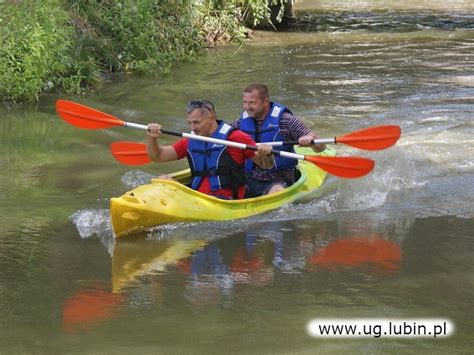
187, 100, 215, 114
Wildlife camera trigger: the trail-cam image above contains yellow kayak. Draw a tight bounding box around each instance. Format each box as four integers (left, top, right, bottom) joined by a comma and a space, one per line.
111, 238, 207, 293
110, 147, 336, 238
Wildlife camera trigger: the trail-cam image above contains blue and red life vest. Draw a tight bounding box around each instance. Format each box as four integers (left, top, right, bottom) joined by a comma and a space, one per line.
186, 121, 246, 198
239, 102, 297, 172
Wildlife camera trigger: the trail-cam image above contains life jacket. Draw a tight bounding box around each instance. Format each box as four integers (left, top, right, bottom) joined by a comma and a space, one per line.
187, 121, 246, 199
239, 101, 297, 172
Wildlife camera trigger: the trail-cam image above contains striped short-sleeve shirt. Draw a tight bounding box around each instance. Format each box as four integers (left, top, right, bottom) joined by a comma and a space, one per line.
232, 111, 311, 184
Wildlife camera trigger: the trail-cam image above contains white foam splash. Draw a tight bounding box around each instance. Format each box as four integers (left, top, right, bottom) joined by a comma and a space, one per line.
69, 209, 115, 254
121, 170, 155, 188
329, 147, 418, 211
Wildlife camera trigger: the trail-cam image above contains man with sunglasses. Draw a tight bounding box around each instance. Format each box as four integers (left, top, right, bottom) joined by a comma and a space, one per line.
146, 100, 273, 200
232, 83, 326, 197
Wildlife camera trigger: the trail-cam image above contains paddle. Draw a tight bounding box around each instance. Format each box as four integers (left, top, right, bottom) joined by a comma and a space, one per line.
259, 125, 401, 151
110, 141, 373, 178
110, 142, 151, 166
56, 99, 375, 178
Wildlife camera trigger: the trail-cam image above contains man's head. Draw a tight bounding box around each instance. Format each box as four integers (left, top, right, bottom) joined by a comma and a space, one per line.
186, 100, 217, 136
243, 83, 270, 120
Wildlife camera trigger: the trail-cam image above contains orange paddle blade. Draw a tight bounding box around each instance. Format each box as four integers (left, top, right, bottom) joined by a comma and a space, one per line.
305, 155, 374, 178
110, 142, 151, 165
308, 237, 401, 273
56, 99, 124, 129
337, 125, 401, 151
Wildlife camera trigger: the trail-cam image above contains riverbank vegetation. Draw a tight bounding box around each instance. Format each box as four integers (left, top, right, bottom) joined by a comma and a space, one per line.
0, 0, 287, 106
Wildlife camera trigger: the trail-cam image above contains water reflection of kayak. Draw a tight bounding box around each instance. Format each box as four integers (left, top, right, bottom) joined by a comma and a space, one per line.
110, 147, 336, 238
109, 234, 402, 298
111, 239, 207, 293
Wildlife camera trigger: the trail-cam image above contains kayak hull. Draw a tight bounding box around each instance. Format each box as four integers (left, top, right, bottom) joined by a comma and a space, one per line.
110, 147, 336, 237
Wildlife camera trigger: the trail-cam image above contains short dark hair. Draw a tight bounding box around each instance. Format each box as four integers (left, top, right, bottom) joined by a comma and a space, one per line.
244, 83, 269, 100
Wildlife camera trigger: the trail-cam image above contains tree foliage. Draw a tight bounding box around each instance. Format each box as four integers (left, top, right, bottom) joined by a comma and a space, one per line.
0, 0, 287, 105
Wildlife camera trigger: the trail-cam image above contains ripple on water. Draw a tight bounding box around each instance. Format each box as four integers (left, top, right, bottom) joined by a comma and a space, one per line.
438, 75, 474, 87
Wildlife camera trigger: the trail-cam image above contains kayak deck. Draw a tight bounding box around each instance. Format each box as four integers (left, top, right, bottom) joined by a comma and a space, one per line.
110, 147, 336, 237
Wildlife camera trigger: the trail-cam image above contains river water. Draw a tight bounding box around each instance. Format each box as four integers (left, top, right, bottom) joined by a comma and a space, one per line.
0, 1, 473, 353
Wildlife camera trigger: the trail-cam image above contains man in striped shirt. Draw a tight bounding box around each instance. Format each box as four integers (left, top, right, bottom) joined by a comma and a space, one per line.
232, 83, 326, 197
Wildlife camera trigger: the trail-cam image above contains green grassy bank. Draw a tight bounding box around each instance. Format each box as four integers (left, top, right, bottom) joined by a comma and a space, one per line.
0, 0, 285, 106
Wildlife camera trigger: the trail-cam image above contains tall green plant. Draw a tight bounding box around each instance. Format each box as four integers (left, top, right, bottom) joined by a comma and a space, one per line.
68, 0, 202, 73
0, 0, 287, 105
196, 1, 249, 44
195, 0, 287, 43
234, 0, 288, 27
0, 1, 86, 104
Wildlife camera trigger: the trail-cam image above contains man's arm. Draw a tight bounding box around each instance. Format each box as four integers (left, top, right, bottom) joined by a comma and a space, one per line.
146, 123, 179, 162
251, 144, 274, 169
234, 130, 274, 169
286, 113, 326, 152
299, 132, 326, 153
